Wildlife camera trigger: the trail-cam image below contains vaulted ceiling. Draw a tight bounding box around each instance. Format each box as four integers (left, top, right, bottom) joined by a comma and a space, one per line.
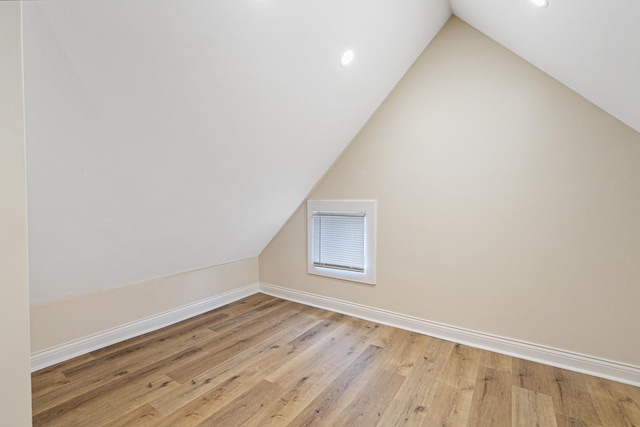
23, 0, 450, 302
451, 0, 640, 133
22, 0, 638, 302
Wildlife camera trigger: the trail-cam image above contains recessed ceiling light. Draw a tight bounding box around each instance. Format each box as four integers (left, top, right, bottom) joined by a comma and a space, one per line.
531, 0, 548, 7
340, 50, 354, 67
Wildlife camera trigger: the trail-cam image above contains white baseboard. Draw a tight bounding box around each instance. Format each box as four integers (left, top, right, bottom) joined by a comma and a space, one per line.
32, 281, 640, 387
31, 283, 260, 372
259, 282, 640, 387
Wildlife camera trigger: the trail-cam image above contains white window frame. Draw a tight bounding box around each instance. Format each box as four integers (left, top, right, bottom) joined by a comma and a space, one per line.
307, 200, 376, 285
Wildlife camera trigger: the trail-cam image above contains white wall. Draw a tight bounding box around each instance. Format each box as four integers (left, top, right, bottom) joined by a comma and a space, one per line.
260, 17, 640, 367
22, 0, 450, 303
0, 2, 33, 423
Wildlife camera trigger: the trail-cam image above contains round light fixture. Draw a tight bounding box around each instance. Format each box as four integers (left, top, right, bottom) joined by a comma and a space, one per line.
340, 49, 354, 67
531, 0, 548, 7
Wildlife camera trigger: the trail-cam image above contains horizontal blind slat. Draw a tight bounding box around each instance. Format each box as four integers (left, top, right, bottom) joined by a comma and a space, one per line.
313, 214, 365, 271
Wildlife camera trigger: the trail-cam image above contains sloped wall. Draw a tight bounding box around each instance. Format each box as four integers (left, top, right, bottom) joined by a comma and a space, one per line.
260, 17, 640, 366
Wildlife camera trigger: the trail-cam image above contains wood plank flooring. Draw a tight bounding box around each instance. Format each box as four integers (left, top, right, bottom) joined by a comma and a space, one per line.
32, 293, 640, 426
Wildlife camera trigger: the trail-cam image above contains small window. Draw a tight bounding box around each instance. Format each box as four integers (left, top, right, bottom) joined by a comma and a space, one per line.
307, 200, 376, 284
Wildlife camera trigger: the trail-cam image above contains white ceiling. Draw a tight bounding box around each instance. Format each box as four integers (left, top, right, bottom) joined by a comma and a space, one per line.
23, 0, 451, 302
450, 0, 640, 133
22, 0, 638, 302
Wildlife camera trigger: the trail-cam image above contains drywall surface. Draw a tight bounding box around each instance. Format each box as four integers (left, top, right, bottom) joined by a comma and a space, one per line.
22, 0, 450, 303
31, 257, 258, 353
0, 2, 33, 422
260, 17, 640, 366
449, 0, 640, 134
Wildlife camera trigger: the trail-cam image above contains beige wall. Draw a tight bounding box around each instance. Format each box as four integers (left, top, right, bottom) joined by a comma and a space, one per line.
0, 2, 33, 423
260, 17, 640, 366
31, 257, 258, 353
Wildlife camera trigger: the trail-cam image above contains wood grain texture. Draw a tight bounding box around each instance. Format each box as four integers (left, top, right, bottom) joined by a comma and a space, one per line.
32, 293, 640, 426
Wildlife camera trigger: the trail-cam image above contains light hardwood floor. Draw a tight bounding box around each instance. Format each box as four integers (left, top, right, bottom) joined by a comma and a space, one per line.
32, 293, 640, 426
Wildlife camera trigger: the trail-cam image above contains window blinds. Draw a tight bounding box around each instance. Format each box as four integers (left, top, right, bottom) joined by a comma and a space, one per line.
312, 211, 365, 272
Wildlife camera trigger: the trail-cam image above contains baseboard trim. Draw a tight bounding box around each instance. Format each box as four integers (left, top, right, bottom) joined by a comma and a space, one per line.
31, 283, 260, 372
259, 283, 640, 387
31, 281, 640, 387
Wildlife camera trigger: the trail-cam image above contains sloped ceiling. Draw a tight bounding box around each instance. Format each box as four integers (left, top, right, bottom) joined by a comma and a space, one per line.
450, 0, 640, 133
23, 0, 638, 303
23, 0, 451, 302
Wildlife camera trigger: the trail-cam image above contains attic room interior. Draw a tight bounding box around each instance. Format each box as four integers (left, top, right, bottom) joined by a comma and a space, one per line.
2, 0, 640, 425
